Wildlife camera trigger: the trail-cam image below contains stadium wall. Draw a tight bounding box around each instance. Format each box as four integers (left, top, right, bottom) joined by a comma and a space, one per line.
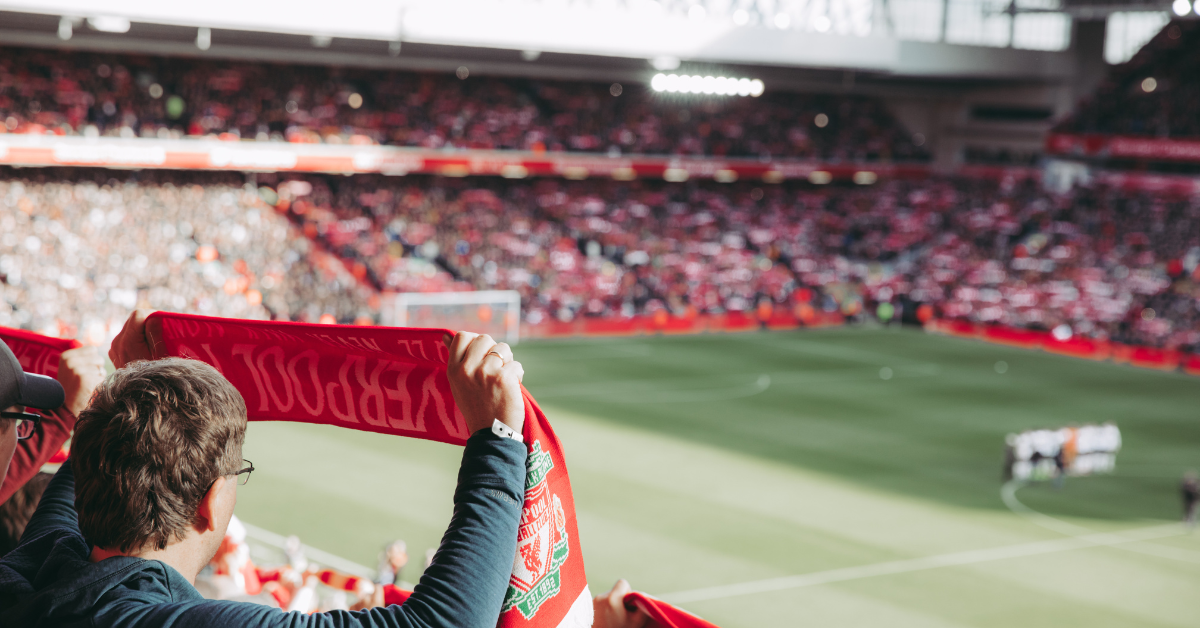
1047, 132, 1200, 164
520, 313, 1200, 379
0, 134, 931, 183
926, 319, 1200, 376
521, 310, 845, 339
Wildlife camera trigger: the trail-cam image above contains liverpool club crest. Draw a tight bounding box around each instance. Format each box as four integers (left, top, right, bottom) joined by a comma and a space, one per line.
503, 440, 570, 619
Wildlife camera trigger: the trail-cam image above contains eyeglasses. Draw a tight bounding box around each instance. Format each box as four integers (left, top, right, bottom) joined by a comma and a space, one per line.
0, 411, 42, 440
232, 459, 254, 486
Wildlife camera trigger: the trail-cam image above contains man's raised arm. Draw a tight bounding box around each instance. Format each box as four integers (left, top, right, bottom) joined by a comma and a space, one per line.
126, 332, 529, 628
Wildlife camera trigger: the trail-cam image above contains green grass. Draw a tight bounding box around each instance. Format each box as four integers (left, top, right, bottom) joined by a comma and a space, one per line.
236, 327, 1200, 627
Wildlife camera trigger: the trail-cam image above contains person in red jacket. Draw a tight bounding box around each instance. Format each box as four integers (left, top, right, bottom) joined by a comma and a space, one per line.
0, 342, 105, 505
1, 342, 65, 499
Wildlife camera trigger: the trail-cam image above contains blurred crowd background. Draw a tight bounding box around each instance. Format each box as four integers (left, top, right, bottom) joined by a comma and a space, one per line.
1, 19, 1199, 355
2, 167, 1197, 351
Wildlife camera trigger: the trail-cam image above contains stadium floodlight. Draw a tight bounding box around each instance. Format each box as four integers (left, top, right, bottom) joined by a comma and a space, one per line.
501, 165, 528, 179
853, 171, 878, 185
1173, 0, 1191, 16
651, 74, 763, 97
57, 16, 74, 41
88, 16, 130, 33
196, 27, 211, 51
383, 290, 522, 345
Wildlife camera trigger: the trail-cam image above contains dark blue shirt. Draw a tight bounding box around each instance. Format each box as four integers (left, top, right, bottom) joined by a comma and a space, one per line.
0, 430, 527, 628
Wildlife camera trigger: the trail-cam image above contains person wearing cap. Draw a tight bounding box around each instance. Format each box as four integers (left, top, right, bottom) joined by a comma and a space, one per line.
0, 342, 106, 505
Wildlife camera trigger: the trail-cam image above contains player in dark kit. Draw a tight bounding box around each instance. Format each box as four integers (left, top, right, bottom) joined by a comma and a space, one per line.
1183, 471, 1198, 530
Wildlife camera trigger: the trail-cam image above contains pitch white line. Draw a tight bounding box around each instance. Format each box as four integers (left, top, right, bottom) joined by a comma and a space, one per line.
662, 483, 1193, 605
242, 521, 376, 579
1002, 480, 1200, 564
657, 523, 1183, 605
1000, 480, 1094, 536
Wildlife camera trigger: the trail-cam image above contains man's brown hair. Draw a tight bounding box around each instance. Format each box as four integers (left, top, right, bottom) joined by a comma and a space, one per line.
72, 358, 247, 553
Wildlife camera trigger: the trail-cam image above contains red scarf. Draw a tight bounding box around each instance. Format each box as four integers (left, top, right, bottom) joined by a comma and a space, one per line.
626, 593, 720, 628
0, 327, 80, 382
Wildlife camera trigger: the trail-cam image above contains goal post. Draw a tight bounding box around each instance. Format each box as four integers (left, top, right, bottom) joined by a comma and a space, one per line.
382, 290, 522, 344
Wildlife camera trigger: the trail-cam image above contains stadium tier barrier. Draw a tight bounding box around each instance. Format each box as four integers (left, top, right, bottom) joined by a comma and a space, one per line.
0, 134, 928, 183
927, 319, 1200, 374
1046, 133, 1200, 165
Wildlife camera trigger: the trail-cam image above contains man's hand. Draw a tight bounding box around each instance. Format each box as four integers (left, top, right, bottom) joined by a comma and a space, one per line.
57, 346, 106, 417
593, 579, 649, 628
108, 310, 163, 369
443, 332, 525, 436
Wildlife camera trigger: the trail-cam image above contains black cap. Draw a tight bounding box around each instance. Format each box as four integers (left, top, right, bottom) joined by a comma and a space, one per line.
0, 341, 65, 411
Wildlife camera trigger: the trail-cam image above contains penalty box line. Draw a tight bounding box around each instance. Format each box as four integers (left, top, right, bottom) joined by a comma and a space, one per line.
1002, 479, 1200, 564
657, 521, 1184, 605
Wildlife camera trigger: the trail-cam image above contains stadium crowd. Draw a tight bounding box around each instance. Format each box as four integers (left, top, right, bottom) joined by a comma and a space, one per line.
0, 168, 374, 342
279, 172, 1200, 351
1055, 20, 1200, 138
0, 46, 927, 161
4, 167, 1196, 353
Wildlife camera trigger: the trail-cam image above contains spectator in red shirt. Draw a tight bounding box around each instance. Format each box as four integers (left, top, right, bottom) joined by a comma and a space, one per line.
0, 342, 65, 500
0, 344, 105, 505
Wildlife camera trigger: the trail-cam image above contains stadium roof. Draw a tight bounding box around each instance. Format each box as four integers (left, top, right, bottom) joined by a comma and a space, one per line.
0, 0, 1080, 83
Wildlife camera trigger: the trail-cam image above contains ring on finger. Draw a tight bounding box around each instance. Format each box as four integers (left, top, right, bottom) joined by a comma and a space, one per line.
485, 350, 506, 363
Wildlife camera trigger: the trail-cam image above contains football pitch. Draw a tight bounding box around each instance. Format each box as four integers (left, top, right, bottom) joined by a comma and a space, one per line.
236, 327, 1200, 627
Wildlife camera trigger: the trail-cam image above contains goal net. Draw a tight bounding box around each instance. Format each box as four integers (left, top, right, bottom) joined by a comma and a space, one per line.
382, 290, 522, 344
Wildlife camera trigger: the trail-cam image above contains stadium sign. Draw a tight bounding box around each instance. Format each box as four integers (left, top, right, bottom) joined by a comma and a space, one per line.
0, 135, 930, 183
52, 143, 167, 166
